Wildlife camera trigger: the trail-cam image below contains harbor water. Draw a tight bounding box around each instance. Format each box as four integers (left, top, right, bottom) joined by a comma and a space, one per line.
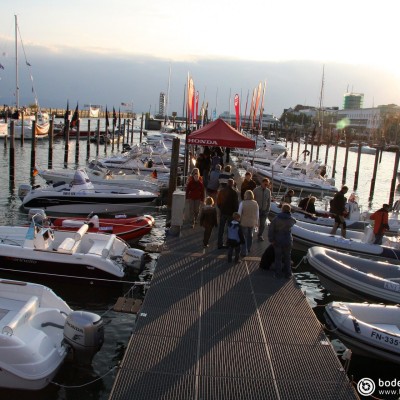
0, 133, 399, 399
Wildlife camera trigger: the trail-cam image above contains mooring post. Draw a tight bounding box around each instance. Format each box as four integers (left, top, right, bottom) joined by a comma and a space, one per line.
168, 137, 181, 208
331, 141, 339, 179
64, 120, 70, 167
30, 121, 36, 185
353, 142, 362, 191
75, 120, 80, 165
96, 119, 100, 156
389, 149, 400, 207
48, 117, 54, 169
86, 119, 91, 160
342, 142, 350, 186
9, 120, 15, 190
20, 111, 25, 146
369, 147, 381, 201
140, 113, 144, 144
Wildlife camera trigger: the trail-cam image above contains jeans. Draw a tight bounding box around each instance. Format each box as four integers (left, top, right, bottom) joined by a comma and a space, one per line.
218, 214, 231, 247
188, 199, 202, 224
274, 244, 292, 276
227, 244, 240, 262
241, 226, 254, 255
374, 233, 383, 245
258, 210, 268, 237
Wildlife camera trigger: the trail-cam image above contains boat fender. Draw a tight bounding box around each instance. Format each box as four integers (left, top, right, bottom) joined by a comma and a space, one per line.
351, 317, 361, 334
74, 223, 90, 241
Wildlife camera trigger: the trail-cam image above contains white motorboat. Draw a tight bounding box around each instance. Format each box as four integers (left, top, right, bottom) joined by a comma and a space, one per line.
349, 145, 376, 154
0, 211, 146, 282
18, 169, 158, 214
0, 279, 104, 390
269, 201, 369, 232
324, 302, 400, 364
307, 246, 400, 303
292, 220, 400, 262
38, 163, 161, 192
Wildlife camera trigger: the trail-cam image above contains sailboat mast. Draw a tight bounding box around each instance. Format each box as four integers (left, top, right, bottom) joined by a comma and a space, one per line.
166, 63, 171, 119
319, 65, 325, 134
15, 14, 19, 109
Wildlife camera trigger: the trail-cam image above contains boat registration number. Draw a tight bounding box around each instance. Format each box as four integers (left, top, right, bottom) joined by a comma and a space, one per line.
384, 281, 400, 293
371, 330, 399, 346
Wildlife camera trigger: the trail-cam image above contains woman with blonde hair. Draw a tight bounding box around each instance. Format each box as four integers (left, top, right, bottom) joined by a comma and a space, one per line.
238, 189, 259, 256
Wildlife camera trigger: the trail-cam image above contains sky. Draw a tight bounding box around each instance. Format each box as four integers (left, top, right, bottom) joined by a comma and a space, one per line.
0, 0, 400, 118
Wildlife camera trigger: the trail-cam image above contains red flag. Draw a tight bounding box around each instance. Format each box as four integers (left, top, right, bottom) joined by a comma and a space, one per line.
70, 103, 79, 128
234, 94, 240, 129
253, 82, 262, 128
187, 75, 194, 121
195, 91, 199, 125
151, 170, 157, 179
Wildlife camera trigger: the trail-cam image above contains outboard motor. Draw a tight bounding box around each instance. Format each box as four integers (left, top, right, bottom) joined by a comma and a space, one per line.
18, 183, 32, 200
122, 248, 145, 272
63, 311, 104, 364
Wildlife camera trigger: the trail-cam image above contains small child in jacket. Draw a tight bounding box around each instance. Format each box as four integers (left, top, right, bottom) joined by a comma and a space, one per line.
227, 212, 245, 263
199, 196, 218, 248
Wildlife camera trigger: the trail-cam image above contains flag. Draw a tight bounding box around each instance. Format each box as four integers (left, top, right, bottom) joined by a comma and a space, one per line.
151, 170, 157, 179
64, 100, 70, 124
187, 75, 194, 122
234, 94, 240, 129
195, 91, 199, 124
32, 167, 39, 177
70, 103, 79, 128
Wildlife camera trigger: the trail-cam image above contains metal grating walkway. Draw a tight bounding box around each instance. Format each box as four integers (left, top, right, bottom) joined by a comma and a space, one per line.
109, 224, 359, 400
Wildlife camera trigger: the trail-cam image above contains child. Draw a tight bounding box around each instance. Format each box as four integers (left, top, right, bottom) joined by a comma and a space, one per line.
227, 212, 245, 263
199, 196, 218, 248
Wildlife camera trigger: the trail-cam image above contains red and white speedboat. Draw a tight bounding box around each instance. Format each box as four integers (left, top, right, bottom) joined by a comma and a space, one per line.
47, 213, 155, 242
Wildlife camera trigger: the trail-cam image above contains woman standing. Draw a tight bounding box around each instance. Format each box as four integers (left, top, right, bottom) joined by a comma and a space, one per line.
186, 169, 205, 228
238, 190, 259, 256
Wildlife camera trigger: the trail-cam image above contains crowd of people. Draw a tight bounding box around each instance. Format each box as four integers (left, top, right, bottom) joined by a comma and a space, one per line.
184, 147, 392, 280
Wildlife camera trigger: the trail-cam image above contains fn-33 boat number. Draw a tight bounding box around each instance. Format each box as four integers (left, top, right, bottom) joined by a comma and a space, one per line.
62, 192, 88, 196
384, 281, 400, 293
371, 330, 399, 346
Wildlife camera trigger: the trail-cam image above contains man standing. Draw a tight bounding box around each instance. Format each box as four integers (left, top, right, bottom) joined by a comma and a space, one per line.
370, 203, 390, 245
253, 178, 271, 241
268, 203, 296, 279
240, 172, 257, 200
329, 185, 348, 237
216, 178, 239, 249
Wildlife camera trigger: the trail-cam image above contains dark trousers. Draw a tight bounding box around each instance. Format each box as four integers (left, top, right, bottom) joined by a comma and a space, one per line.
228, 243, 240, 262
203, 226, 214, 246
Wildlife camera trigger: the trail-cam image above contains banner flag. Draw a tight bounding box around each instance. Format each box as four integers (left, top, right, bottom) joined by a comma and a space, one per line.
253, 82, 262, 128
70, 103, 79, 128
234, 94, 240, 129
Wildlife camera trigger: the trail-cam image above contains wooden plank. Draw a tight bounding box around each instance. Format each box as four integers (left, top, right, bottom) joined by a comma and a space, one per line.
113, 297, 143, 314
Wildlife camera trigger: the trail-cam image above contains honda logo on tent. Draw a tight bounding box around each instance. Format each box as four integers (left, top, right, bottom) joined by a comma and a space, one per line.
187, 139, 219, 145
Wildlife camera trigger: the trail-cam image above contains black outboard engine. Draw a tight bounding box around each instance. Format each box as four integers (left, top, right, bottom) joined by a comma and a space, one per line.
63, 311, 104, 364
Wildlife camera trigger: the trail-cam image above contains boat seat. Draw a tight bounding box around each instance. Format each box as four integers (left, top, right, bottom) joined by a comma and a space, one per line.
57, 237, 81, 254
2, 296, 39, 336
88, 234, 116, 258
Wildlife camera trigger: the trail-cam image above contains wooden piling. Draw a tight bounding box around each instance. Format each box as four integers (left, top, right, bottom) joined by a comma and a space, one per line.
64, 120, 70, 167
369, 147, 381, 201
75, 120, 80, 165
331, 142, 339, 179
353, 142, 362, 191
111, 124, 116, 153
389, 149, 400, 206
30, 121, 36, 185
48, 118, 54, 169
9, 121, 15, 190
96, 120, 100, 156
86, 119, 91, 160
342, 143, 350, 186
167, 137, 181, 208
140, 113, 144, 144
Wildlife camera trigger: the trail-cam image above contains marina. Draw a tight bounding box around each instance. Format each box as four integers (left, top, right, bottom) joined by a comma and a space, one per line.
0, 128, 399, 398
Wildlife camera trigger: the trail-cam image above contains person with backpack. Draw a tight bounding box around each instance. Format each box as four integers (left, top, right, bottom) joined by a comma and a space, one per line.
227, 212, 245, 263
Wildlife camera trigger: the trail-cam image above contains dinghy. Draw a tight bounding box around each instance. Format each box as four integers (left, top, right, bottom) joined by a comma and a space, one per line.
324, 302, 400, 364
292, 220, 400, 262
0, 279, 104, 390
0, 212, 146, 283
307, 246, 400, 303
46, 212, 155, 242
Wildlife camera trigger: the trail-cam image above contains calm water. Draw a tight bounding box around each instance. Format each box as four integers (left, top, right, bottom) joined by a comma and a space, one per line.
0, 134, 399, 399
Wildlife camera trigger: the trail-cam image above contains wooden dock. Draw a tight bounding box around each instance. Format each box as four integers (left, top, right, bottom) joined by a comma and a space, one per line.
109, 222, 359, 399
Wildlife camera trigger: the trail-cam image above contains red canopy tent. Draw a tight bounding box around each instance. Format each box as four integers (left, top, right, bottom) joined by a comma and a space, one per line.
186, 118, 255, 149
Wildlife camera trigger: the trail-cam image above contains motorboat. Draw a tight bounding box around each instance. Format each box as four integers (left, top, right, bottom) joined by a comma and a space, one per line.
18, 169, 158, 214
0, 211, 146, 282
38, 163, 161, 192
307, 246, 400, 303
269, 201, 369, 233
349, 145, 376, 154
324, 302, 400, 364
0, 121, 7, 138
0, 279, 104, 390
45, 212, 155, 242
292, 220, 400, 262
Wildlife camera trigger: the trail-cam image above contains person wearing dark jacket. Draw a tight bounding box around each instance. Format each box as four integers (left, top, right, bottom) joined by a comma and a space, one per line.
199, 196, 218, 248
268, 203, 296, 279
329, 185, 348, 237
240, 172, 257, 200
216, 178, 239, 248
370, 203, 390, 244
